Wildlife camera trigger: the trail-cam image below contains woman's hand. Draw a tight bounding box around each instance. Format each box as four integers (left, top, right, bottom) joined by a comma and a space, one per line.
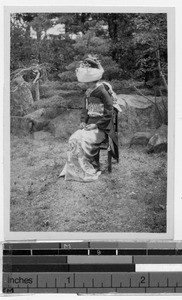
84, 124, 98, 131
79, 122, 86, 129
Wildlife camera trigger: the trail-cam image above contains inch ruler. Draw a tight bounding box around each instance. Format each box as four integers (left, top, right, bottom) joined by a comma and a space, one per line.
2, 241, 182, 294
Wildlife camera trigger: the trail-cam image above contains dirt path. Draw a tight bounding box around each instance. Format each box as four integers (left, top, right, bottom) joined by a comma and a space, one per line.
10, 133, 167, 233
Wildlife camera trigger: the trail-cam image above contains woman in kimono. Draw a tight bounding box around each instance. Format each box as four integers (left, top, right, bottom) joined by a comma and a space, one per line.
60, 56, 118, 182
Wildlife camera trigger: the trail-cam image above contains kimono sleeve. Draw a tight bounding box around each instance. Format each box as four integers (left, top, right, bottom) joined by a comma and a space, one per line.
80, 95, 89, 123
95, 86, 113, 130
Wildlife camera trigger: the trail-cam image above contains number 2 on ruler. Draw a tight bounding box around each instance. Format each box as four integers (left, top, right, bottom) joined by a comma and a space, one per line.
141, 276, 145, 284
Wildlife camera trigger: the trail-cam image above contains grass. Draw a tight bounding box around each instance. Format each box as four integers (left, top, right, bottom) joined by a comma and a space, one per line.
10, 134, 167, 233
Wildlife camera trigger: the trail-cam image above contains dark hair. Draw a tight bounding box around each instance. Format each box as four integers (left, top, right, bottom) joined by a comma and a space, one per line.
84, 58, 99, 69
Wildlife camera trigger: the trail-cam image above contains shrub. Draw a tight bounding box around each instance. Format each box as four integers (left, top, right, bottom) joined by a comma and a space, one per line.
100, 56, 121, 81
39, 81, 63, 98
59, 81, 81, 90
110, 79, 145, 93
58, 71, 77, 82
103, 66, 121, 81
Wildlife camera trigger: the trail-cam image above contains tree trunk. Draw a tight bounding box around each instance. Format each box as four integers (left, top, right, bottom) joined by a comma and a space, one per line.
34, 81, 40, 101
25, 24, 31, 61
108, 14, 118, 62
33, 70, 40, 101
41, 66, 48, 82
35, 28, 42, 63
156, 50, 168, 90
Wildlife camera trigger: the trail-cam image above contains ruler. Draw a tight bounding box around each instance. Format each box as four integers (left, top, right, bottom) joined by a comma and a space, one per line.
2, 241, 182, 294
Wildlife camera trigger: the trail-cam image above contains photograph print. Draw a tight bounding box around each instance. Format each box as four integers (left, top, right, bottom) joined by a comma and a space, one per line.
7, 8, 173, 237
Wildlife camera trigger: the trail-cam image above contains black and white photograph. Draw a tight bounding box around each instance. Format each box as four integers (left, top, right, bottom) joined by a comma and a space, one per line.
5, 6, 174, 238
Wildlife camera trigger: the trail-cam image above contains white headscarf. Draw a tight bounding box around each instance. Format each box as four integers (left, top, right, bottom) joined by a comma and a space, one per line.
76, 59, 104, 83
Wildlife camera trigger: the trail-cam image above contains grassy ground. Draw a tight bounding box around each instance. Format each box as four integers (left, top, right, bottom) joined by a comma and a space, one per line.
10, 133, 167, 233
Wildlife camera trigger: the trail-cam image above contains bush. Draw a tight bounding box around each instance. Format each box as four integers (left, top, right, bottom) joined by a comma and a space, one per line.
58, 71, 77, 82
110, 79, 145, 93
103, 66, 121, 81
59, 81, 81, 90
100, 56, 121, 81
39, 81, 63, 98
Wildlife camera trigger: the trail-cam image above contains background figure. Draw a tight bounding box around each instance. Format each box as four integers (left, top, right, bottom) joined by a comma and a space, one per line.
60, 56, 118, 182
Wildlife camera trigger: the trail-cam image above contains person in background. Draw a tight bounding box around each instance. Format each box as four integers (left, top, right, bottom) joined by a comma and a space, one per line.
60, 55, 118, 182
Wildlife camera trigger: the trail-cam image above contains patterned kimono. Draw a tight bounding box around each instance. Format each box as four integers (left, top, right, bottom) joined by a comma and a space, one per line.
60, 84, 118, 182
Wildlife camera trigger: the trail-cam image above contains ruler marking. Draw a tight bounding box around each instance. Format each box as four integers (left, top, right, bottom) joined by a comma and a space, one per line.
92, 278, 94, 287
3, 243, 182, 294
36, 275, 38, 288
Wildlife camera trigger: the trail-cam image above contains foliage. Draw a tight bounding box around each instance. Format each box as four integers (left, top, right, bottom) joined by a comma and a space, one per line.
58, 71, 77, 82
59, 81, 81, 90
133, 14, 167, 84
10, 12, 168, 89
10, 17, 31, 70
110, 79, 143, 92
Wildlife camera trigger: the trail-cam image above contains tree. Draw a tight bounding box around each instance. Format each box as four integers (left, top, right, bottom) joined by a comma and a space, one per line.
132, 13, 167, 86
10, 12, 168, 86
